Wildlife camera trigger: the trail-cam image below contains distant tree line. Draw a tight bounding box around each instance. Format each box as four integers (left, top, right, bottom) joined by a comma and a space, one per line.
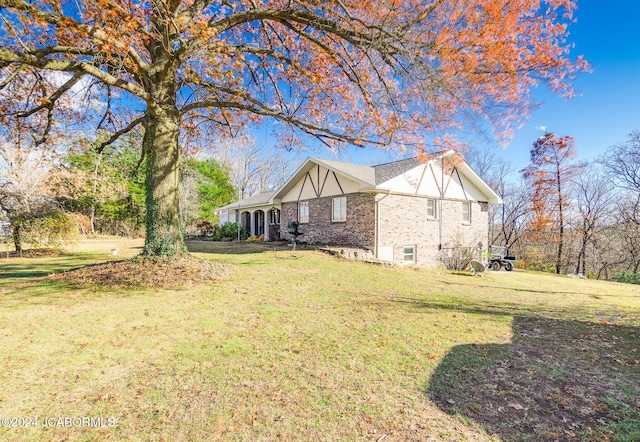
57, 140, 238, 237
471, 130, 640, 283
0, 130, 238, 252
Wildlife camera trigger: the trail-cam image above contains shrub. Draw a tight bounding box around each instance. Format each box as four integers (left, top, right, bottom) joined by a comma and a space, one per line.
524, 261, 557, 273
439, 246, 476, 271
195, 220, 215, 236
611, 272, 640, 285
12, 211, 79, 251
214, 222, 248, 240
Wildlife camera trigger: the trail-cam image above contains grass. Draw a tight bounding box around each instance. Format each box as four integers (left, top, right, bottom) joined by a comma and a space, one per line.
0, 239, 639, 441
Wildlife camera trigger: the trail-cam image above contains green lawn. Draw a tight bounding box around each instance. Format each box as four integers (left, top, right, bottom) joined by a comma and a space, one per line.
1, 239, 638, 441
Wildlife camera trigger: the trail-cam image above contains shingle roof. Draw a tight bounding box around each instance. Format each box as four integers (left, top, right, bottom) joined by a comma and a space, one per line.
314, 156, 441, 186
312, 158, 377, 186
373, 157, 424, 185
215, 190, 277, 211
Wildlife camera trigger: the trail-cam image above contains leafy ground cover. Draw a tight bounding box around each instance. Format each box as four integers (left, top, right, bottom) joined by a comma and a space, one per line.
0, 240, 638, 441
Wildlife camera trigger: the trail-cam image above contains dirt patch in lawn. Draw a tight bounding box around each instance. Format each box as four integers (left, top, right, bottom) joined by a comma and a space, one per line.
48, 254, 233, 289
429, 316, 640, 441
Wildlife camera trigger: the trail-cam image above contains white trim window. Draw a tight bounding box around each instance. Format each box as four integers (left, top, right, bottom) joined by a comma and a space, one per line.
332, 196, 347, 222
299, 202, 309, 223
403, 245, 416, 264
427, 198, 437, 219
462, 202, 471, 224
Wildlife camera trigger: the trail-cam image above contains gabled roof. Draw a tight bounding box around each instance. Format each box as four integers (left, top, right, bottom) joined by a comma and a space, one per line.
215, 190, 278, 212
453, 160, 502, 204
271, 157, 376, 199
215, 150, 502, 211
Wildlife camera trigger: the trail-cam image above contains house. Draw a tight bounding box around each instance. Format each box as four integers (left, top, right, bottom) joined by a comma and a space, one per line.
214, 150, 501, 266
215, 190, 281, 240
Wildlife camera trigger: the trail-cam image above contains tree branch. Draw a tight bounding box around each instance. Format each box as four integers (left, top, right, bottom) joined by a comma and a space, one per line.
0, 64, 26, 90
97, 115, 146, 153
181, 98, 387, 148
17, 72, 84, 119
0, 49, 149, 100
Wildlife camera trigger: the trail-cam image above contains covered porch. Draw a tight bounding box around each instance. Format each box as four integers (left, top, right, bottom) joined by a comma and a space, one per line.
214, 190, 281, 241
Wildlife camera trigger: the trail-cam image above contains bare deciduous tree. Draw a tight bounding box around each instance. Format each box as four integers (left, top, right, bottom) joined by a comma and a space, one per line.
493, 181, 533, 256
570, 164, 617, 275
217, 136, 299, 199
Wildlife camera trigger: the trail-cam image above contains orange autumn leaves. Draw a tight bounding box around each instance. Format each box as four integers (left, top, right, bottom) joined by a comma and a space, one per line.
0, 0, 589, 151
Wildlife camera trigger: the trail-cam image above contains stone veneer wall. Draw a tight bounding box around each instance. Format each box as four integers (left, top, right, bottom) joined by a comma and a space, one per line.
280, 193, 376, 247
376, 194, 488, 267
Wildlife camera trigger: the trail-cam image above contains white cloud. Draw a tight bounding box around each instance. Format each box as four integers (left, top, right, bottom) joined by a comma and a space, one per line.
46, 71, 107, 113
535, 125, 547, 132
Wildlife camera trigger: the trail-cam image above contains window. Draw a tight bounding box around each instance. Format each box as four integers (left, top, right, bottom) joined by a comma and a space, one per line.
269, 209, 280, 225
403, 245, 416, 264
427, 199, 436, 219
462, 202, 471, 224
298, 202, 309, 223
332, 196, 347, 222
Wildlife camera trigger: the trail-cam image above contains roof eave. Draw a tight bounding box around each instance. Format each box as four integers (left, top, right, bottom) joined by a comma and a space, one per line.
456, 161, 503, 205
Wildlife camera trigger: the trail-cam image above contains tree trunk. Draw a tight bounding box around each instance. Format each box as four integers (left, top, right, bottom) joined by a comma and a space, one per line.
90, 150, 102, 234
12, 222, 22, 256
575, 231, 588, 275
556, 168, 563, 274
142, 92, 185, 256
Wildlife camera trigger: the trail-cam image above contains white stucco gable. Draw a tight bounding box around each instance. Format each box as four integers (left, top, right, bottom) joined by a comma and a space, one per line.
274, 158, 371, 202
375, 151, 502, 204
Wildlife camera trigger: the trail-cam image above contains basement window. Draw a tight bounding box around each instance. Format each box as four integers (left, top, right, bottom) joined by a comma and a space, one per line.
403, 245, 416, 264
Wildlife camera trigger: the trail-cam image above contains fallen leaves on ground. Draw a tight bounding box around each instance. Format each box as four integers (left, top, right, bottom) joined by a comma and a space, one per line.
48, 254, 232, 289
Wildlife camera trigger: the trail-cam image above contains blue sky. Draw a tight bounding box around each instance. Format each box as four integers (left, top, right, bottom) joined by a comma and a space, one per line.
499, 0, 640, 174
277, 1, 640, 177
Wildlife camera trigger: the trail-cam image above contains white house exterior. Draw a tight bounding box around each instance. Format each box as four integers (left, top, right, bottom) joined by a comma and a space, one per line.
215, 150, 501, 266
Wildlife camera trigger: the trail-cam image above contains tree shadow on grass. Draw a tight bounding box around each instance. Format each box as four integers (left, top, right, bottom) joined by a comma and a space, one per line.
0, 253, 109, 280
427, 316, 640, 441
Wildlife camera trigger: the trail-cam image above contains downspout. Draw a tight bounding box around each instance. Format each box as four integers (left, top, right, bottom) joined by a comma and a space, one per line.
375, 191, 391, 260
438, 198, 443, 251
236, 186, 241, 241
439, 158, 444, 251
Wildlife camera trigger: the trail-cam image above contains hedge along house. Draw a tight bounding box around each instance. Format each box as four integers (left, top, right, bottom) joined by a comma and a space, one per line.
215, 151, 502, 266
214, 190, 282, 240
